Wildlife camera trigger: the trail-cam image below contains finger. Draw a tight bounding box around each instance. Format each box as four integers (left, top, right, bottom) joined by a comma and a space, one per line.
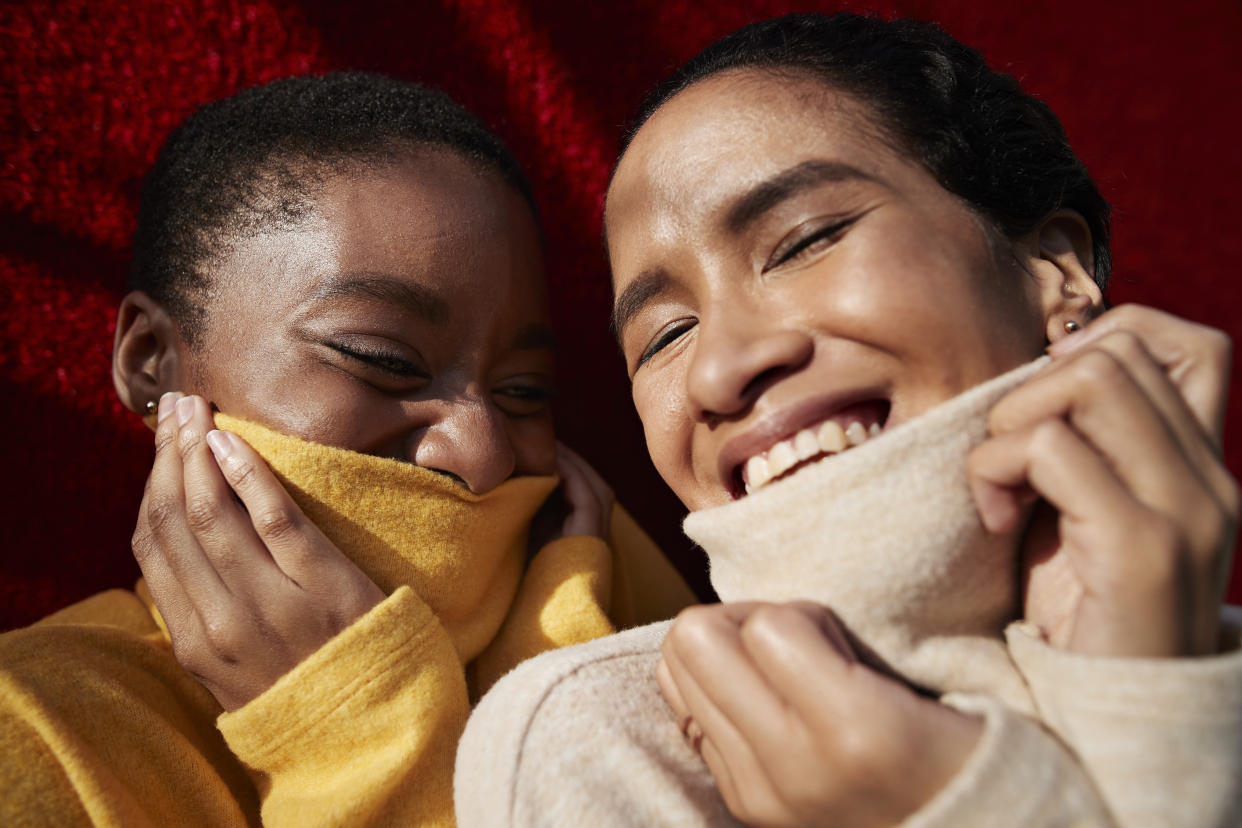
986, 347, 1213, 517
663, 605, 791, 760
1048, 304, 1231, 443
131, 469, 201, 641
555, 443, 615, 537
1008, 331, 1229, 503
970, 417, 1146, 535
204, 428, 352, 590
698, 733, 783, 828
737, 604, 859, 717
141, 394, 231, 612
655, 656, 688, 719
661, 630, 786, 824
557, 443, 614, 503
176, 396, 288, 593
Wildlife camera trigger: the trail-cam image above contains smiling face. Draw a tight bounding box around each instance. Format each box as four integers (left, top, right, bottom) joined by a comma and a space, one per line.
607, 71, 1061, 511
178, 149, 556, 493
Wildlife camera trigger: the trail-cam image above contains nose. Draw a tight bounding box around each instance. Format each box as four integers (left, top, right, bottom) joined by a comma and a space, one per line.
686, 306, 813, 422
410, 394, 516, 494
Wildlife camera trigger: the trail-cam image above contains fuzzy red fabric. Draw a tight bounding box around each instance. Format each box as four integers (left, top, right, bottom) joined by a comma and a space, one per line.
2, 0, 1240, 629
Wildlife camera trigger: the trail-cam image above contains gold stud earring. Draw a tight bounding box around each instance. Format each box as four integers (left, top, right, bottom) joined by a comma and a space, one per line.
145, 400, 158, 415
1064, 320, 1082, 334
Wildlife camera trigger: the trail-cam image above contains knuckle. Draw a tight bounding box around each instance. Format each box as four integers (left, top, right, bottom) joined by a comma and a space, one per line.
130, 523, 155, 562
176, 427, 203, 459
144, 494, 181, 536
255, 505, 299, 542
1029, 419, 1069, 456
225, 456, 257, 491
1072, 348, 1125, 389
201, 616, 243, 662
184, 493, 222, 534
832, 717, 885, 778
744, 604, 799, 640
153, 426, 178, 454
1202, 326, 1232, 367
1102, 329, 1146, 362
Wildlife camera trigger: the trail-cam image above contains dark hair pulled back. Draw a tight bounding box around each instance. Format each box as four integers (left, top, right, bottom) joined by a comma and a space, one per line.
622, 13, 1110, 289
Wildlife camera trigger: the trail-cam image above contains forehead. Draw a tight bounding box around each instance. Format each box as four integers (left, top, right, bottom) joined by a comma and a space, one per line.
210, 150, 546, 324
606, 70, 906, 245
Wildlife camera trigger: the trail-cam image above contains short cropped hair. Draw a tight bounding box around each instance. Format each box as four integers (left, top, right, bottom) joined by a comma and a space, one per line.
621, 13, 1111, 289
130, 72, 535, 345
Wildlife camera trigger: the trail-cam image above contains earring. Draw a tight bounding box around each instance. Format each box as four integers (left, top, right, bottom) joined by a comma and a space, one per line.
1064, 320, 1082, 334
145, 400, 158, 415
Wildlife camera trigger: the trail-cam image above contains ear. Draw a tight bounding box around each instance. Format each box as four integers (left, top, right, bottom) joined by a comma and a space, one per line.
1013, 210, 1104, 344
111, 291, 189, 427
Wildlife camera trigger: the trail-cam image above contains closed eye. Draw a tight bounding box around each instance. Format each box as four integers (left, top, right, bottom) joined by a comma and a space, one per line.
330, 343, 426, 378
637, 319, 696, 369
764, 218, 855, 273
493, 380, 556, 417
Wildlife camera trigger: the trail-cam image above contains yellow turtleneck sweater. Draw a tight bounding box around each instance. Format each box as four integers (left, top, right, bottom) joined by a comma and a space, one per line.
0, 418, 695, 826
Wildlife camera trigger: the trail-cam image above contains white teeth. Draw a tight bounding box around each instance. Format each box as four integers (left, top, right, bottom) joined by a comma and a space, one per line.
767, 441, 799, 478
817, 420, 847, 453
739, 418, 883, 497
794, 429, 819, 460
744, 455, 771, 492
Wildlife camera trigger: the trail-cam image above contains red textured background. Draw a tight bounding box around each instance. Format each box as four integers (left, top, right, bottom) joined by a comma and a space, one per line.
2, 1, 1241, 631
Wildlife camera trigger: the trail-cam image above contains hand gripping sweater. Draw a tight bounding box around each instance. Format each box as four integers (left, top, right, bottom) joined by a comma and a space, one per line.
0, 417, 695, 827
456, 360, 1242, 827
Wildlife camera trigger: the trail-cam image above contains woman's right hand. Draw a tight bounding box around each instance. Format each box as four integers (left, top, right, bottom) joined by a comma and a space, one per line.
969, 304, 1237, 658
131, 393, 385, 711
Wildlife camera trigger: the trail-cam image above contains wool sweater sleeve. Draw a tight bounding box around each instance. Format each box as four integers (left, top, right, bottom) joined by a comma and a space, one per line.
1006, 617, 1242, 828
219, 586, 468, 827
900, 694, 1116, 827
457, 622, 1124, 828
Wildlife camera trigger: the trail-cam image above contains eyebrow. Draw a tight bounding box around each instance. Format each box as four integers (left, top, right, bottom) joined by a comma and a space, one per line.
609, 160, 877, 341
724, 159, 877, 235
610, 267, 671, 340
310, 273, 451, 325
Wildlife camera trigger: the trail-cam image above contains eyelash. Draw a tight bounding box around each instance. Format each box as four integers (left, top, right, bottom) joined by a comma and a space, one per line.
637, 320, 695, 368
331, 343, 425, 378
496, 384, 557, 402
765, 218, 853, 272
632, 219, 854, 371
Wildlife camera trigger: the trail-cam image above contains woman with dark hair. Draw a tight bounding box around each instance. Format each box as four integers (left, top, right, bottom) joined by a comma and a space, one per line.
456, 13, 1240, 826
0, 72, 693, 826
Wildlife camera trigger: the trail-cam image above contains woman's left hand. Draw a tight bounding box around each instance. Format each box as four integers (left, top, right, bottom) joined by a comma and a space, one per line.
968, 304, 1238, 657
657, 602, 982, 828
132, 393, 386, 711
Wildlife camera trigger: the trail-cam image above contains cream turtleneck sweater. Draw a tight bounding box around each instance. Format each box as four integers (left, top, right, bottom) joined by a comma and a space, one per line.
456, 360, 1242, 827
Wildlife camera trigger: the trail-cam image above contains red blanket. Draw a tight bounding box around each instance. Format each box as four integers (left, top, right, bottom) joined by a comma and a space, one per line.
3, 0, 1241, 629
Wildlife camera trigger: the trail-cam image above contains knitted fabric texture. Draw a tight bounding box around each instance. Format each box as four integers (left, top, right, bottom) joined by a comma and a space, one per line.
684, 358, 1049, 710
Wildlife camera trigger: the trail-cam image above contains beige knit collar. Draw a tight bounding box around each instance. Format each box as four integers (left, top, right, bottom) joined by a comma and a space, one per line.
684, 358, 1049, 707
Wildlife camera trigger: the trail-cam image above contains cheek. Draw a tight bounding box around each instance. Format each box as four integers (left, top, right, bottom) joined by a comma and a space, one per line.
511, 417, 557, 476
633, 372, 695, 495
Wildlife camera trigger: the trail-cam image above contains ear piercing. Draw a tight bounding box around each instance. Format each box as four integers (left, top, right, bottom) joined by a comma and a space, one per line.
145, 400, 158, 415
1064, 320, 1082, 334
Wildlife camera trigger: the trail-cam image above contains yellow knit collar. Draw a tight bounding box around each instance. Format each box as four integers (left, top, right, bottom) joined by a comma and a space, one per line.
214, 415, 558, 662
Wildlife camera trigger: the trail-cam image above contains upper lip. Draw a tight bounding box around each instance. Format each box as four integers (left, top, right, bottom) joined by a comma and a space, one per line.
715, 388, 890, 498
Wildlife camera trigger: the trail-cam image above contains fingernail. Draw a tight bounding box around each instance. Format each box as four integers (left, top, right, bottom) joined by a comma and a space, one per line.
176, 396, 195, 426
205, 430, 232, 461
157, 392, 179, 423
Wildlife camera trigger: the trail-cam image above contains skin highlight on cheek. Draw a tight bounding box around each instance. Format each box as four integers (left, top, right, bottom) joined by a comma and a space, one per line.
607, 72, 1062, 509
